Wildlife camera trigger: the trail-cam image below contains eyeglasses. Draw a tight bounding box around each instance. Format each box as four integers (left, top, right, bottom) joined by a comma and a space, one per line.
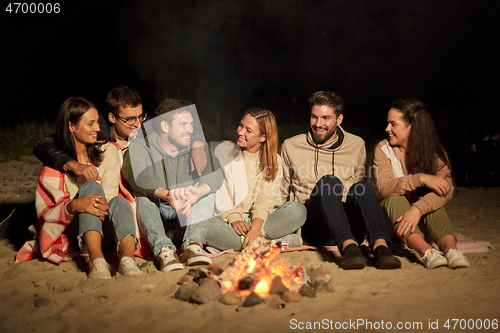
114, 112, 147, 126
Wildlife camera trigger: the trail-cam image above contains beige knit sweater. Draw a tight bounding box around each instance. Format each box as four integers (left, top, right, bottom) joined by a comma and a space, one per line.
214, 142, 283, 224
64, 142, 122, 221
64, 142, 122, 201
281, 126, 366, 203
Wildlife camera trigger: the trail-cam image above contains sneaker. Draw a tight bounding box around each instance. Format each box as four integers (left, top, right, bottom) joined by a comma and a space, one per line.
88, 258, 112, 279
271, 234, 303, 248
205, 246, 222, 254
445, 249, 470, 269
421, 249, 447, 269
373, 246, 402, 269
340, 243, 367, 270
158, 246, 184, 272
179, 243, 212, 266
119, 256, 143, 276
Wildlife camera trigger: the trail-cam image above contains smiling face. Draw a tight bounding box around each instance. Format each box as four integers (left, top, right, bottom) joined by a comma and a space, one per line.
69, 108, 100, 146
164, 111, 193, 149
236, 113, 266, 153
386, 108, 411, 149
310, 105, 343, 144
108, 104, 144, 141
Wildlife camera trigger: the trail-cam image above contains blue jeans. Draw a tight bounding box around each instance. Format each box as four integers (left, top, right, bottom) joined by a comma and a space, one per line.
76, 181, 136, 251
303, 175, 391, 250
204, 201, 307, 250
136, 192, 214, 256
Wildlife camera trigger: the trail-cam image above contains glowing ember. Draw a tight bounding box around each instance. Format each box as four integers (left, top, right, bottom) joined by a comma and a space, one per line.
254, 278, 270, 297
246, 258, 256, 273
216, 235, 306, 298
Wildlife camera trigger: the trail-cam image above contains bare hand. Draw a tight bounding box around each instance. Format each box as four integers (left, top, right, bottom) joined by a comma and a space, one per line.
169, 187, 192, 217
65, 161, 101, 182
190, 141, 207, 176
68, 194, 109, 221
242, 227, 261, 249
395, 206, 422, 237
170, 184, 211, 217
231, 220, 252, 236
420, 174, 450, 197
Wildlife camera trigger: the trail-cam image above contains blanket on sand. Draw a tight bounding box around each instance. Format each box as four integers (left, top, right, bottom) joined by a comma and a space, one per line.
204, 232, 492, 259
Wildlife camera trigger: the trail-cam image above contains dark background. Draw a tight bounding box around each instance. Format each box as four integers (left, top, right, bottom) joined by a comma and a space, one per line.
1, 0, 499, 186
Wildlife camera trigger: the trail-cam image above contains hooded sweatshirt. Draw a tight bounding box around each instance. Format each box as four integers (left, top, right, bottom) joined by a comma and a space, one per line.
122, 130, 223, 204
281, 126, 366, 203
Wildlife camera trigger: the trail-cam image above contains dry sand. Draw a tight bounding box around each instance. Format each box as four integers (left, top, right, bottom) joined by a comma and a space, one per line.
0, 157, 499, 333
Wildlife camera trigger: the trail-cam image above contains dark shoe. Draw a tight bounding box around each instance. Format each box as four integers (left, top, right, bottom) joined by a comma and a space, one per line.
373, 245, 402, 269
340, 243, 367, 270
179, 243, 212, 266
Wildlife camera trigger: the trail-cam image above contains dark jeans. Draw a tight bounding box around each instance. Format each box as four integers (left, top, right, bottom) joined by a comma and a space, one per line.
302, 175, 391, 250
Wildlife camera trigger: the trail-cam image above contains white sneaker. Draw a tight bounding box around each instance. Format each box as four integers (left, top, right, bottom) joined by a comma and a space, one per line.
88, 258, 112, 279
119, 256, 143, 276
271, 234, 303, 248
446, 249, 470, 269
421, 249, 447, 269
158, 246, 184, 272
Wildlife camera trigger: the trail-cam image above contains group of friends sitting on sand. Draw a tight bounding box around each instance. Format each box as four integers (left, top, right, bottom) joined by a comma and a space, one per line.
15, 86, 470, 279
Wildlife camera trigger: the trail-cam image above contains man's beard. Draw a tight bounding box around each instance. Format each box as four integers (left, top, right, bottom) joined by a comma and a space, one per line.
312, 127, 337, 144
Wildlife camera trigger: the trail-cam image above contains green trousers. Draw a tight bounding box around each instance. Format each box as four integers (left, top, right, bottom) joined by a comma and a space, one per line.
380, 195, 455, 247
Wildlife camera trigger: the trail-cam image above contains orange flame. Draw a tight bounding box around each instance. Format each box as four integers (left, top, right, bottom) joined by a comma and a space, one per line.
254, 278, 271, 298
219, 243, 305, 298
246, 258, 256, 273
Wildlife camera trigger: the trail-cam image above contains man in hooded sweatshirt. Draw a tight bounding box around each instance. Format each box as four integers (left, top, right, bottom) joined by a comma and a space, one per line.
281, 91, 401, 270
122, 98, 223, 272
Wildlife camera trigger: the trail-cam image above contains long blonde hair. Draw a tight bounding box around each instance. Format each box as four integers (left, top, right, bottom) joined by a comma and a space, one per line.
235, 107, 279, 182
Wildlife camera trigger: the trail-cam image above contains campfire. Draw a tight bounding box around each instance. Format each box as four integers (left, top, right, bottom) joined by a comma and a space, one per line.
174, 235, 332, 307
216, 236, 307, 298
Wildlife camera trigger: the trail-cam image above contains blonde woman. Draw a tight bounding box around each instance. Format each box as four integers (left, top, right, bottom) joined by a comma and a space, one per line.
205, 108, 306, 250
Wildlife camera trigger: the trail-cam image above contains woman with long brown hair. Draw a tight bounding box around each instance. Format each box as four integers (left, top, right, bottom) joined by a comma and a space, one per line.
373, 98, 469, 269
205, 107, 306, 250
17, 97, 143, 278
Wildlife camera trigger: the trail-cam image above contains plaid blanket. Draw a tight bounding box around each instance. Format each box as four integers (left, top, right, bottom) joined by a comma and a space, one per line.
15, 142, 153, 264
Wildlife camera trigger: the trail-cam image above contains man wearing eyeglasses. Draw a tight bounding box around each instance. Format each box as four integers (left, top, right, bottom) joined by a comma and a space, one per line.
33, 86, 208, 181
105, 86, 147, 152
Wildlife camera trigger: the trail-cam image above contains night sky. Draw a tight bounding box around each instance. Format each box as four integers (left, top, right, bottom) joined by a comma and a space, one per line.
1, 0, 499, 183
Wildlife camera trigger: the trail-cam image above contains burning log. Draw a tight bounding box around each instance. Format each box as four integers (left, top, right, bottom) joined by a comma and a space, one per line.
172, 235, 312, 307
217, 235, 272, 286
216, 234, 307, 298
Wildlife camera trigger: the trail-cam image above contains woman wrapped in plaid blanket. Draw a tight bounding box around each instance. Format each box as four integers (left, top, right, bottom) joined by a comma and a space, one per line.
17, 97, 144, 279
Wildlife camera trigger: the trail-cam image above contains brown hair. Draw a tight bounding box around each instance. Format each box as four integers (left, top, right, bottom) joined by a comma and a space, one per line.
154, 98, 193, 132
56, 96, 104, 166
391, 98, 450, 176
106, 86, 142, 116
308, 91, 345, 116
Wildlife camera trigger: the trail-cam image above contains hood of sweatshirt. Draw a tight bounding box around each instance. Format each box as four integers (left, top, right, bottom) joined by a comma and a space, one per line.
306, 126, 345, 178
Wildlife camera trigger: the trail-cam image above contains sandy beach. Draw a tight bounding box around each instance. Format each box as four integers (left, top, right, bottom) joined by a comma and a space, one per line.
0, 157, 498, 333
